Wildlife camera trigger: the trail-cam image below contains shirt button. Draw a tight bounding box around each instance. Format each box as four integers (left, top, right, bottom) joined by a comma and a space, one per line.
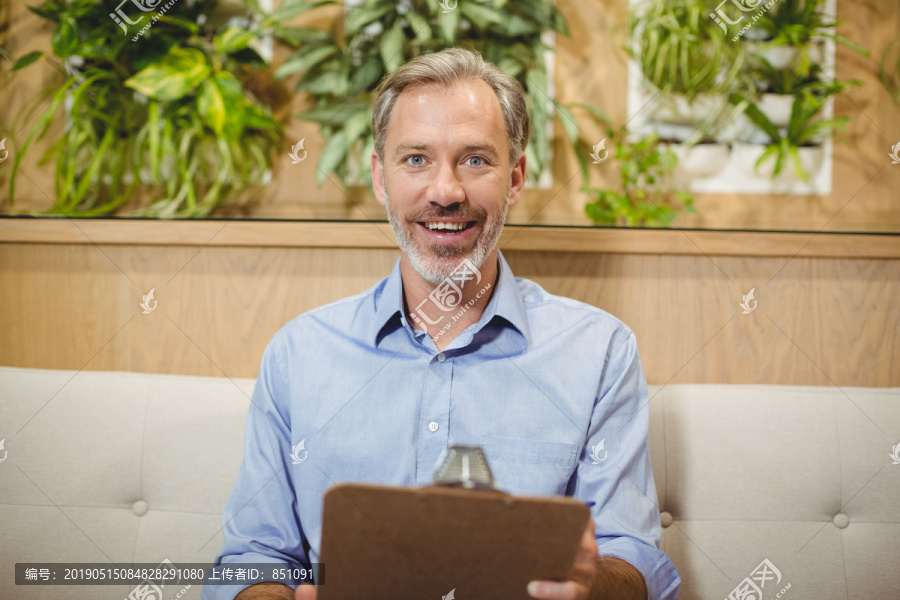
437, 353, 446, 362
428, 421, 439, 432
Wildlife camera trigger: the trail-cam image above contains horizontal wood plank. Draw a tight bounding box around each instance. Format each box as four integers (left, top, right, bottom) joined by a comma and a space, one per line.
1, 218, 898, 258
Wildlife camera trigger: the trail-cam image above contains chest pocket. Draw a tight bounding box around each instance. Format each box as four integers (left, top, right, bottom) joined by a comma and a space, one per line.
479, 434, 580, 497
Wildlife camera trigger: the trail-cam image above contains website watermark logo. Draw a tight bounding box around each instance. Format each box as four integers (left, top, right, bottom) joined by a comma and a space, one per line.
0, 438, 7, 464
0, 138, 8, 164
290, 439, 309, 464
110, 0, 182, 42
740, 288, 757, 314
442, 588, 456, 600
408, 259, 492, 344
125, 558, 191, 600
109, 0, 158, 35
710, 0, 781, 41
589, 439, 608, 464
439, 0, 458, 13
889, 142, 900, 164
890, 442, 900, 465
590, 139, 609, 164
725, 558, 790, 600
290, 139, 308, 164
140, 288, 157, 314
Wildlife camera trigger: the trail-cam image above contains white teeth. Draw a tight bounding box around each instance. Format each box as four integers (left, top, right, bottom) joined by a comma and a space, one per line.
424, 221, 467, 231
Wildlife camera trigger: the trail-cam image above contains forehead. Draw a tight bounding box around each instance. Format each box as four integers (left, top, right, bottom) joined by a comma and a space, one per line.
385, 79, 508, 155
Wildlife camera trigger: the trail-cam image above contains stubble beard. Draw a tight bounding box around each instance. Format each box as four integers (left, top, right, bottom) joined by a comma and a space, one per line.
383, 171, 510, 285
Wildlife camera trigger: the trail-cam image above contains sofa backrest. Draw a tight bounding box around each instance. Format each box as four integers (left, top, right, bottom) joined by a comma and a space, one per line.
648, 384, 900, 599
1, 367, 898, 600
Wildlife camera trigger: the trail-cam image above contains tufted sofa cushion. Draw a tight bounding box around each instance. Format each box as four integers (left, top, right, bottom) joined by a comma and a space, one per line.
1, 366, 898, 599
649, 384, 900, 599
0, 367, 254, 600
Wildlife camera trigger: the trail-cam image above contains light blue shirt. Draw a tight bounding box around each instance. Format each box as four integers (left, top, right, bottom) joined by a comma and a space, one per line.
204, 251, 679, 600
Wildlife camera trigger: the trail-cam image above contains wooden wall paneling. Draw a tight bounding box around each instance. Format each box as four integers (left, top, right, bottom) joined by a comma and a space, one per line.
1, 243, 897, 386
3, 220, 899, 258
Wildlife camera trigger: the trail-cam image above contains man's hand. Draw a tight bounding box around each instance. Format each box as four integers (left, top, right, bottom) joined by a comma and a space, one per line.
234, 581, 295, 600
232, 580, 317, 600
527, 517, 599, 600
290, 519, 645, 600
290, 522, 597, 600
295, 582, 317, 600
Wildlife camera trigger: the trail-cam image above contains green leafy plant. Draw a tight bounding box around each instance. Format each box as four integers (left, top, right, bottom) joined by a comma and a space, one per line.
583, 131, 695, 227
757, 0, 868, 58
743, 56, 861, 103
7, 0, 287, 217
272, 0, 601, 189
630, 0, 744, 101
627, 0, 867, 183
731, 76, 858, 181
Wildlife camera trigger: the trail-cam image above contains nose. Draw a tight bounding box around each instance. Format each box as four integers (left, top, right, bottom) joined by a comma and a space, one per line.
427, 160, 466, 207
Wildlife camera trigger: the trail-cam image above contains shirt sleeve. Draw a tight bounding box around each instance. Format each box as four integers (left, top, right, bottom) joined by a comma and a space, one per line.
574, 328, 680, 600
202, 333, 309, 600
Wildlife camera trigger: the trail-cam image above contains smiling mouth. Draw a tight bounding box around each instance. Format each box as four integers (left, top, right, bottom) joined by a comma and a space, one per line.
419, 221, 477, 234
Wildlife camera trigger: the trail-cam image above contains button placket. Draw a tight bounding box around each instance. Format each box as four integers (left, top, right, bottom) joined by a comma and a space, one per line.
415, 354, 453, 484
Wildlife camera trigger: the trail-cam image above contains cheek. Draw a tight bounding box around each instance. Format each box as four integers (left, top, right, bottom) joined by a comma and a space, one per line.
471, 180, 507, 209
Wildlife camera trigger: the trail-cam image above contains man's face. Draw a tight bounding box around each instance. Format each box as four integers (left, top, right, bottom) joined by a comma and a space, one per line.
372, 79, 525, 285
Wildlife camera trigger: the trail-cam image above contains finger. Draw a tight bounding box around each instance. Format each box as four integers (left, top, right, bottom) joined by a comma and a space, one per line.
569, 556, 598, 590
575, 525, 599, 567
295, 583, 317, 600
528, 579, 592, 600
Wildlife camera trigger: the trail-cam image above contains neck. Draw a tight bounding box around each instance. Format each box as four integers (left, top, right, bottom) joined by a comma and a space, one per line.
402, 249, 499, 351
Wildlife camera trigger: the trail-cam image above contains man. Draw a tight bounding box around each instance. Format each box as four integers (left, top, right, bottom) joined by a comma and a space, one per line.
204, 48, 679, 600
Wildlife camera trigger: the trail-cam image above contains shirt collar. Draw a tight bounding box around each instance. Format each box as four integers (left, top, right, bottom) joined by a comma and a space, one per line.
371, 250, 530, 349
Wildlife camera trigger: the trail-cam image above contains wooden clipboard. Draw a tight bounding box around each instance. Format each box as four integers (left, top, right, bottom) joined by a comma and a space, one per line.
316, 483, 591, 600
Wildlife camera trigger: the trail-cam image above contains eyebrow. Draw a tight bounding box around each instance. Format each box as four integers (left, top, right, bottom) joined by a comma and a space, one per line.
392, 142, 502, 162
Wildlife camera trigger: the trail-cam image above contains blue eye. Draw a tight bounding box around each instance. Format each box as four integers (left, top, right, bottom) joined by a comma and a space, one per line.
407, 156, 425, 166
467, 157, 485, 166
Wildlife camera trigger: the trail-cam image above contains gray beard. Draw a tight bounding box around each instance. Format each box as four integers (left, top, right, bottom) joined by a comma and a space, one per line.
383, 172, 510, 285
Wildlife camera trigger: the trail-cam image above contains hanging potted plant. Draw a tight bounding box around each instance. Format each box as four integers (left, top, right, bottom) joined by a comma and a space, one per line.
6, 0, 298, 217
730, 86, 852, 182
630, 0, 744, 127
741, 59, 860, 129
628, 0, 749, 180
748, 0, 868, 73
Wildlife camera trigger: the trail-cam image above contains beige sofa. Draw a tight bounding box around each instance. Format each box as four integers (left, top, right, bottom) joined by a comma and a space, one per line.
1, 366, 898, 599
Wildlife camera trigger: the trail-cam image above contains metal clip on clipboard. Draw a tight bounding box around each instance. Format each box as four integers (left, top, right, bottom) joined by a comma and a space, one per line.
431, 445, 506, 492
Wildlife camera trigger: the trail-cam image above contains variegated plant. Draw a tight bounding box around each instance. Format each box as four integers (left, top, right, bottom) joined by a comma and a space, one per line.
6, 0, 302, 217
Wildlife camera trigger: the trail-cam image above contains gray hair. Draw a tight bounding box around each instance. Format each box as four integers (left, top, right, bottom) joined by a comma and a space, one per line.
371, 47, 530, 171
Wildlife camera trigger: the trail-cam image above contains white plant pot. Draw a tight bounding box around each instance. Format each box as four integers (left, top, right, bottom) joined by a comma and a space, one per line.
647, 123, 696, 143
805, 40, 825, 66
758, 94, 794, 127
669, 143, 730, 179
745, 40, 825, 70
732, 142, 825, 180
648, 94, 727, 126
723, 112, 776, 145
752, 44, 801, 69
741, 26, 771, 42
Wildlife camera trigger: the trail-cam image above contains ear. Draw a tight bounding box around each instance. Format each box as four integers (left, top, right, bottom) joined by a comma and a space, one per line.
506, 151, 527, 209
372, 152, 386, 207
